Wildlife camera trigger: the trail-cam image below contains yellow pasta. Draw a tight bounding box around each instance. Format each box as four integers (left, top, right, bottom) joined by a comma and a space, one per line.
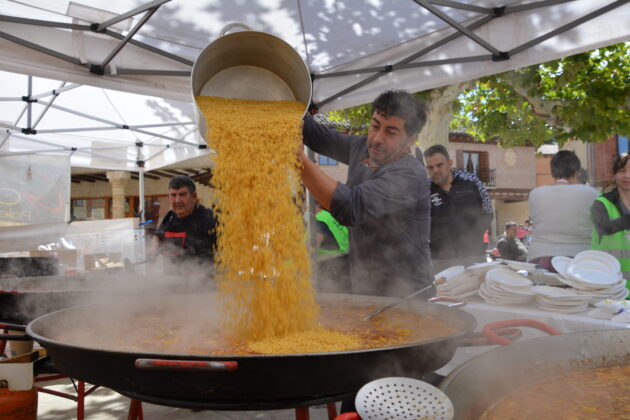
197, 96, 319, 341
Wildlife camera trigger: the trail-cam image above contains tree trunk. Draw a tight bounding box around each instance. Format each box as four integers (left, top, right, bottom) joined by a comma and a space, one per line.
416, 82, 471, 157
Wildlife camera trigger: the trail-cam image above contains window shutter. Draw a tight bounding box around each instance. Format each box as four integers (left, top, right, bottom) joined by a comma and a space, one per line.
479, 151, 489, 183
455, 150, 464, 170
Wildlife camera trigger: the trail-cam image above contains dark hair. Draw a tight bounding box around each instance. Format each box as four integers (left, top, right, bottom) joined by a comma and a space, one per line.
371, 90, 428, 137
423, 144, 450, 161
168, 175, 196, 193
505, 221, 518, 230
613, 153, 630, 174
550, 150, 581, 179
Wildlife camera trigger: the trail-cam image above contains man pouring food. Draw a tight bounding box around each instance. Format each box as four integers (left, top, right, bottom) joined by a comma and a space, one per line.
299, 90, 433, 298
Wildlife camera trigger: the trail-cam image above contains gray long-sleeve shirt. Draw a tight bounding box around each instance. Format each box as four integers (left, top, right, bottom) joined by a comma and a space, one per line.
303, 115, 433, 297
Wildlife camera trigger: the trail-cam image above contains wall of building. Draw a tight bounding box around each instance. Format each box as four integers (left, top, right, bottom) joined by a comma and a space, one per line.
536, 155, 554, 186
71, 174, 216, 223
448, 143, 536, 190
493, 200, 530, 238
593, 134, 618, 189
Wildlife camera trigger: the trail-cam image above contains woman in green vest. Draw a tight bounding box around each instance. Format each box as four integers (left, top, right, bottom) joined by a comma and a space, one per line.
591, 153, 630, 297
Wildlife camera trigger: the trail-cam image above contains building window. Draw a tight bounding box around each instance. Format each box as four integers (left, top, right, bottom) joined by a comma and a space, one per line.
456, 150, 491, 184
71, 198, 107, 221
618, 135, 629, 155
463, 151, 480, 174
318, 155, 338, 166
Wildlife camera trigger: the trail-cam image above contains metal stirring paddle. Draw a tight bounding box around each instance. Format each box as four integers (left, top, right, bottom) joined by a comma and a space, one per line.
363, 277, 447, 321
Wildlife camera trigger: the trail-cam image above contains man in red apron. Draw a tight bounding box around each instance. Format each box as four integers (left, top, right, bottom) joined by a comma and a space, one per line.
152, 175, 217, 276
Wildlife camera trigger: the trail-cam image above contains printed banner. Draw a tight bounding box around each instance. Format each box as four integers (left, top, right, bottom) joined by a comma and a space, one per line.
0, 154, 70, 226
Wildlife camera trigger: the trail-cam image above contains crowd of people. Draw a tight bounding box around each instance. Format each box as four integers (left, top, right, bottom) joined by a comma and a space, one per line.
151, 89, 629, 301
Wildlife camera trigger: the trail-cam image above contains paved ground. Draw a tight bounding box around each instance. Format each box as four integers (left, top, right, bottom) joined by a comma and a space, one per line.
37, 378, 340, 420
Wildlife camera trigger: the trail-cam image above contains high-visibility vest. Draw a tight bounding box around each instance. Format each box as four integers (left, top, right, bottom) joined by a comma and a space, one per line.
591, 196, 630, 295
316, 210, 349, 256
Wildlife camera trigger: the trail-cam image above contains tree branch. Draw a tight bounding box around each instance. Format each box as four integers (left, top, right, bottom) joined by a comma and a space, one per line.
499, 73, 572, 132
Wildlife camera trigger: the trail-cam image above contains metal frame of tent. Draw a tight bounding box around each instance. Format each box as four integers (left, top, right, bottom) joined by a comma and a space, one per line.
1, 0, 627, 112
0, 0, 628, 221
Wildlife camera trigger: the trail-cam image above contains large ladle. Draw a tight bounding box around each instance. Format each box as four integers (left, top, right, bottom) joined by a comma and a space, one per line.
363, 277, 447, 321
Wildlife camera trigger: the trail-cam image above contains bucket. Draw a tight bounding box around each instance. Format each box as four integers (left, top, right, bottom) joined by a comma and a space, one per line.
191, 23, 312, 141
7, 330, 33, 358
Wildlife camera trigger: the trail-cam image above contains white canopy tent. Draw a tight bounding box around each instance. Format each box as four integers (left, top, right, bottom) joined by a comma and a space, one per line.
1, 0, 628, 112
0, 70, 208, 172
0, 0, 629, 203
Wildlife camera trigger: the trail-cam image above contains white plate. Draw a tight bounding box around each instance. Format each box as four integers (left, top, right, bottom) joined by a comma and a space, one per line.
569, 260, 618, 278
566, 265, 620, 287
487, 269, 532, 288
537, 303, 588, 314
435, 265, 465, 280
572, 250, 621, 273
479, 284, 533, 304
536, 295, 588, 306
551, 256, 572, 277
531, 285, 587, 299
502, 260, 537, 271
467, 261, 501, 271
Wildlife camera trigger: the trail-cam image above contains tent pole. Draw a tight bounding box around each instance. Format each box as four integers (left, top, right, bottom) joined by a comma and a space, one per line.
139, 169, 146, 223
96, 0, 169, 32
33, 81, 66, 129
27, 75, 32, 130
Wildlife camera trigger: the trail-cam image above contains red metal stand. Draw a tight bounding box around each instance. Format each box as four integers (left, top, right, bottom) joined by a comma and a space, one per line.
0, 328, 6, 354
34, 376, 100, 420
126, 400, 336, 420
295, 406, 310, 420
127, 399, 144, 420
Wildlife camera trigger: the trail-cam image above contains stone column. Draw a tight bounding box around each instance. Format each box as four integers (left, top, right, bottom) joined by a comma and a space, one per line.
106, 171, 131, 219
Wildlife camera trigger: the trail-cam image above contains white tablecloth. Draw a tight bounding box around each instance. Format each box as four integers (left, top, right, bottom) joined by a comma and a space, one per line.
436, 299, 630, 375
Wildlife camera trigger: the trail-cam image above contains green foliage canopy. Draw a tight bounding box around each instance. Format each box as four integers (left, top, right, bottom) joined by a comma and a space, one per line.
453, 42, 630, 147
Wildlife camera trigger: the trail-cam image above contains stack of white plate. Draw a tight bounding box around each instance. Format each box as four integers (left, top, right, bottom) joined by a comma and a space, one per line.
435, 265, 481, 299
552, 251, 629, 303
501, 259, 537, 272
466, 261, 502, 277
478, 267, 535, 305
530, 285, 590, 313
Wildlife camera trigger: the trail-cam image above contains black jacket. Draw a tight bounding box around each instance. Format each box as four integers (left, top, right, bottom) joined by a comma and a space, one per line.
429, 170, 494, 260
496, 235, 527, 262
155, 204, 218, 262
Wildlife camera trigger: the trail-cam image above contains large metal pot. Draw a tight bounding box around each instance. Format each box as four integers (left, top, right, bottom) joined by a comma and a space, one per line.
23, 293, 474, 404
191, 25, 312, 141
439, 328, 630, 420
0, 273, 207, 323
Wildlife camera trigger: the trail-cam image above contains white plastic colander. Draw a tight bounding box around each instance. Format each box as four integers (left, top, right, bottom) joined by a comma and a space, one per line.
355, 377, 454, 420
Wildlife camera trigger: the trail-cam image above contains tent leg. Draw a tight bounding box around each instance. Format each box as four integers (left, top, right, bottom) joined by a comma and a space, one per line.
138, 170, 145, 223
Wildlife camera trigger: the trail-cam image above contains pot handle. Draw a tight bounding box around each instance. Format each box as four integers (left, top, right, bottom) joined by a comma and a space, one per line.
482, 319, 561, 346
460, 328, 523, 347
220, 22, 253, 36
0, 322, 26, 331
335, 413, 362, 420
0, 322, 32, 341
427, 296, 467, 307
135, 358, 238, 372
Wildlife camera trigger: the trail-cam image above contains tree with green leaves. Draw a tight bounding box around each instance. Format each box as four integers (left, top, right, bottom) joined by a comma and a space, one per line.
330, 41, 630, 150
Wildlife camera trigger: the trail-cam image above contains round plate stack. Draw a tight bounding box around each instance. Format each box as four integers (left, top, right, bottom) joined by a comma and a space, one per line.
552, 251, 629, 303
436, 262, 500, 300
530, 285, 590, 313
501, 259, 537, 272
478, 267, 535, 305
